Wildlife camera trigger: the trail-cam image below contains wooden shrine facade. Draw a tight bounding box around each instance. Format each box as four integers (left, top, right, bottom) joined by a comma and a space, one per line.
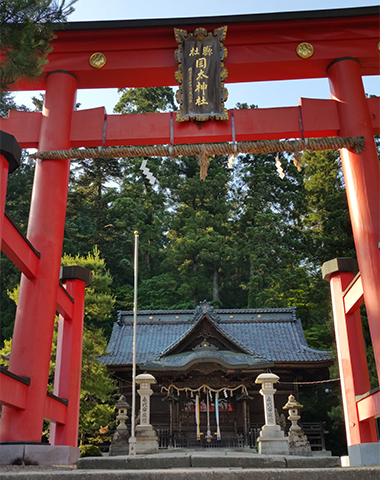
102, 303, 332, 448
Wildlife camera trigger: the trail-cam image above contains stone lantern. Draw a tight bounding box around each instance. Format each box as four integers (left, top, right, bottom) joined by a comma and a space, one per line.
129, 373, 159, 455
255, 373, 289, 455
116, 395, 130, 430
109, 395, 130, 456
283, 394, 312, 456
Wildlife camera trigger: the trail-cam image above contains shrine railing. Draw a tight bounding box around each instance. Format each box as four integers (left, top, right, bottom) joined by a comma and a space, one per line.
156, 422, 328, 451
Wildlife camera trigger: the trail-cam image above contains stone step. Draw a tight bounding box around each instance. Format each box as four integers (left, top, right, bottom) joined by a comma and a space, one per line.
1, 466, 380, 480
77, 453, 341, 470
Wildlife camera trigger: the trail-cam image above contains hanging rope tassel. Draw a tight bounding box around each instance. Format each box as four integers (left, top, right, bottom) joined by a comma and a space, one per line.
293, 152, 302, 172
215, 392, 221, 440
197, 144, 210, 180
275, 153, 285, 179
195, 393, 201, 441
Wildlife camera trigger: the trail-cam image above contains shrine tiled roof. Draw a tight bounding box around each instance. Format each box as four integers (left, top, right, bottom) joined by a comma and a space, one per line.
101, 302, 331, 368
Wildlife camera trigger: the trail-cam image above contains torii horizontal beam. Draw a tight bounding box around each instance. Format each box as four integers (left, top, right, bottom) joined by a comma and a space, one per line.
10, 6, 380, 90
1, 97, 379, 149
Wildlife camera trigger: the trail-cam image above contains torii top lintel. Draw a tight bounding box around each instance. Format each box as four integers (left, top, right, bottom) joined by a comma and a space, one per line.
12, 6, 380, 91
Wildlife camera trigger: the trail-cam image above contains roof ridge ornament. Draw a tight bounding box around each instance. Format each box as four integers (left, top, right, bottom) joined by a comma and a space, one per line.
194, 301, 221, 323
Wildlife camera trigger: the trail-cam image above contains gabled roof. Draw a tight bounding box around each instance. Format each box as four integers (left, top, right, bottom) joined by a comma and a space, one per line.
161, 305, 254, 356
101, 302, 331, 369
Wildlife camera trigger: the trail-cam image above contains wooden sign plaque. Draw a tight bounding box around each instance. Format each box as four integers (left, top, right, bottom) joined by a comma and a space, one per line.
174, 26, 228, 122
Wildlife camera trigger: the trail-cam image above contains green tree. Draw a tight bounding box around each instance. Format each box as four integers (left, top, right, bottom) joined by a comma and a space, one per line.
299, 149, 355, 337
113, 86, 177, 114
64, 158, 121, 261
160, 154, 234, 307
72, 87, 177, 310
62, 248, 116, 337
107, 158, 169, 285
0, 0, 76, 89
0, 91, 28, 116
233, 152, 306, 310
301, 149, 355, 266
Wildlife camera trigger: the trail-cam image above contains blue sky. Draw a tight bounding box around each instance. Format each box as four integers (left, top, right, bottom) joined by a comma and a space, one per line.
14, 0, 380, 112
69, 0, 379, 21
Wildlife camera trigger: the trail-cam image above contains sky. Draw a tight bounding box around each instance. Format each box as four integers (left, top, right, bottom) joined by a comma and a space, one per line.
13, 0, 380, 113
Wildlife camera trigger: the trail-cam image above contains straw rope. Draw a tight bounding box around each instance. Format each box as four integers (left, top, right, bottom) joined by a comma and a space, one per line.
161, 383, 248, 396
29, 136, 365, 161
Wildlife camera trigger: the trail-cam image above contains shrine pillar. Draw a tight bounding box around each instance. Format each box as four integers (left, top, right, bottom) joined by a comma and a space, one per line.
0, 71, 77, 443
327, 58, 380, 378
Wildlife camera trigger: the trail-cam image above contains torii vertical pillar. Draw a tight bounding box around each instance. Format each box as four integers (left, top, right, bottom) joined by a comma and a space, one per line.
0, 131, 21, 243
327, 57, 380, 466
0, 71, 77, 443
327, 58, 380, 375
50, 266, 92, 447
322, 258, 378, 465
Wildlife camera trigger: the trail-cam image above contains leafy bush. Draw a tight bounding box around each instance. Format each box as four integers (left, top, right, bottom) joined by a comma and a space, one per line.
79, 444, 102, 457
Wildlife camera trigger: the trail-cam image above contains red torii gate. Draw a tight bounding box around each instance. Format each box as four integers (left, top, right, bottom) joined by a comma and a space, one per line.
0, 6, 379, 466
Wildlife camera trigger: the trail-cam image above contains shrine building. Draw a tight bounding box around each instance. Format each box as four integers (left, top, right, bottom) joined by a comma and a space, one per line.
102, 302, 332, 448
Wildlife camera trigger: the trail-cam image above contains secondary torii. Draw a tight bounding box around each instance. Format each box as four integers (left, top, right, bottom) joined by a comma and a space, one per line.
0, 6, 379, 466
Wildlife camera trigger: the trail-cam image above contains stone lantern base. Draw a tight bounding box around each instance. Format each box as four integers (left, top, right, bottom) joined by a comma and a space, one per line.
109, 429, 130, 456
257, 425, 289, 455
132, 425, 159, 455
288, 430, 312, 456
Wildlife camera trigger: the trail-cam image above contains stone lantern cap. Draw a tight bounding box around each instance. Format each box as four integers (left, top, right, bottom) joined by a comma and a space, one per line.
283, 394, 303, 410
116, 394, 130, 409
136, 373, 157, 385
255, 373, 280, 384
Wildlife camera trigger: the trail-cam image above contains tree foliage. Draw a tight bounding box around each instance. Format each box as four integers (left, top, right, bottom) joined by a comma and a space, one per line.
113, 86, 177, 114
0, 91, 28, 116
0, 0, 76, 89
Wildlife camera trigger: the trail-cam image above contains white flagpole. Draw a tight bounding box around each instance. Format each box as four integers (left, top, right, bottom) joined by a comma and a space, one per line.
130, 230, 139, 455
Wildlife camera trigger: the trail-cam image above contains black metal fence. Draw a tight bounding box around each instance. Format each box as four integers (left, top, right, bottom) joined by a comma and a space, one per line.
156, 427, 261, 450
156, 422, 327, 451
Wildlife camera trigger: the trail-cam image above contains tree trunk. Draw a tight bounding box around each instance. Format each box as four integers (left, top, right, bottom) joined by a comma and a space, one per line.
192, 257, 198, 306
212, 264, 219, 302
